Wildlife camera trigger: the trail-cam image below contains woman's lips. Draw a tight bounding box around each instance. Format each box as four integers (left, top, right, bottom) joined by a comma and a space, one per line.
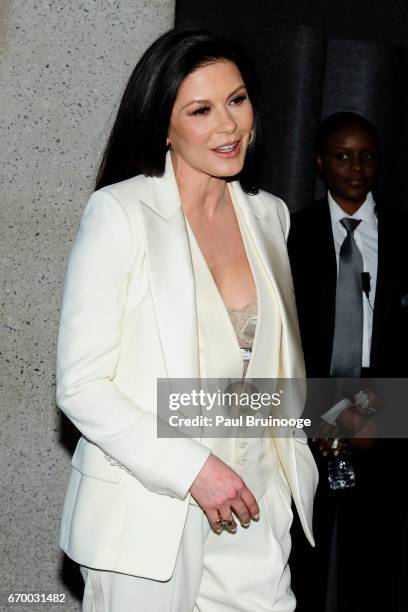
211, 140, 241, 158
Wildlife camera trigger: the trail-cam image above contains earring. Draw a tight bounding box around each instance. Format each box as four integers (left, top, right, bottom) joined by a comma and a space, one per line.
248, 128, 255, 146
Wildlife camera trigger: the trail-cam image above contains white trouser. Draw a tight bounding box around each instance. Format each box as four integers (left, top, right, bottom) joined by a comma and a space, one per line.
80, 469, 295, 612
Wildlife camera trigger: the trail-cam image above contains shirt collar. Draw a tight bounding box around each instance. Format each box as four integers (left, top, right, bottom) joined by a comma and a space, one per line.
328, 191, 377, 230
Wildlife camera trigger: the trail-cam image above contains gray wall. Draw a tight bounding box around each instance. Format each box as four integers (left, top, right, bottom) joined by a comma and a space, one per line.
0, 1, 175, 609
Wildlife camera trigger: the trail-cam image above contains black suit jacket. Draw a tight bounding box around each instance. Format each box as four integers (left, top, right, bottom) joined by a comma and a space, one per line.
288, 196, 408, 378
288, 197, 408, 612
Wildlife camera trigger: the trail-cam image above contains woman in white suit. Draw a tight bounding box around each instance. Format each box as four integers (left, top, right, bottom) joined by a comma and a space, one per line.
56, 28, 318, 612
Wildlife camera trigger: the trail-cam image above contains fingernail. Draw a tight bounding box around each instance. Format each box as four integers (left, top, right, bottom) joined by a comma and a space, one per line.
253, 513, 260, 520
242, 522, 250, 528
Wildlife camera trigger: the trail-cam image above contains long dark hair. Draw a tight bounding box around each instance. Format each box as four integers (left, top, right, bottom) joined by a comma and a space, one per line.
95, 28, 262, 195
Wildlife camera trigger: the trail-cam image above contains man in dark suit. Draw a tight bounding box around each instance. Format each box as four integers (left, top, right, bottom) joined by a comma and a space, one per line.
288, 112, 408, 612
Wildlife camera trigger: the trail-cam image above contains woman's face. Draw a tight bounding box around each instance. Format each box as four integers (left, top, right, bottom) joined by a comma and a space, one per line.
167, 60, 254, 179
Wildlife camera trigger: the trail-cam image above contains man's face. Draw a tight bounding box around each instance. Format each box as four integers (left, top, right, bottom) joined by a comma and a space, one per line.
317, 123, 379, 212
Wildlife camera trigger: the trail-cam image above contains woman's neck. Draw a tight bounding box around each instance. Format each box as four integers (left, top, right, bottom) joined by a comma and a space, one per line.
171, 151, 230, 220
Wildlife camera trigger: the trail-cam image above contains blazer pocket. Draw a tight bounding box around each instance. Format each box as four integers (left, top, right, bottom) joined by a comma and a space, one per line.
71, 436, 124, 484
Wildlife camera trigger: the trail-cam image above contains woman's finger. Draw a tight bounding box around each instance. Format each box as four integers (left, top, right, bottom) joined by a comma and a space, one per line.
216, 505, 237, 532
207, 508, 223, 533
230, 498, 251, 527
240, 486, 260, 520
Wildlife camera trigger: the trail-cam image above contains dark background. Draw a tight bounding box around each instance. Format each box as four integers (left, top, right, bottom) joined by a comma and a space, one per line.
176, 0, 408, 211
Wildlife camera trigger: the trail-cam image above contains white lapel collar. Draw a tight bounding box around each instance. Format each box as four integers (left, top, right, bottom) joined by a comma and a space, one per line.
230, 182, 305, 379
138, 153, 199, 379
139, 152, 181, 219
229, 184, 280, 380
229, 179, 266, 220
230, 183, 315, 542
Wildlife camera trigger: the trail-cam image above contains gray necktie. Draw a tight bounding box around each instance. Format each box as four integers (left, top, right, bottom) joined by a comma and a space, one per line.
330, 218, 363, 377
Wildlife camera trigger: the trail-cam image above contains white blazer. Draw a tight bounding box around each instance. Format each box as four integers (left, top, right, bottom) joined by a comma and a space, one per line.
56, 153, 318, 580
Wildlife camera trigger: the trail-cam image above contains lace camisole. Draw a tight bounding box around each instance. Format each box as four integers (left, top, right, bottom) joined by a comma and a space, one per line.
226, 299, 257, 376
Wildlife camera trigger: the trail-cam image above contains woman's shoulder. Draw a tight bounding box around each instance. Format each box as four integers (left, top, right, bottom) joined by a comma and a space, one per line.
233, 182, 287, 213
83, 173, 152, 231
252, 188, 290, 232
96, 173, 150, 210
78, 174, 151, 253
256, 188, 288, 211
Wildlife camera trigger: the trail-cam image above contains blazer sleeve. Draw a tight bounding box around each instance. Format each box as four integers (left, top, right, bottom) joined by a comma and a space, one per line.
56, 189, 210, 500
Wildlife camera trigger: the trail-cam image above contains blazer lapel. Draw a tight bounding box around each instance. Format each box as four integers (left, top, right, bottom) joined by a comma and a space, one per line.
138, 156, 199, 380
301, 197, 337, 374
371, 207, 393, 368
231, 184, 316, 543
231, 183, 305, 379
315, 197, 337, 349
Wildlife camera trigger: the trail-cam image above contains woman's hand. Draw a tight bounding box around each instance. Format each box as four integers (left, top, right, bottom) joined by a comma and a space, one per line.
190, 454, 260, 533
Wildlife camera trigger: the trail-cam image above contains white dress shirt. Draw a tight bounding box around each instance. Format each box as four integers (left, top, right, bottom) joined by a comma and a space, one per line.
322, 192, 378, 424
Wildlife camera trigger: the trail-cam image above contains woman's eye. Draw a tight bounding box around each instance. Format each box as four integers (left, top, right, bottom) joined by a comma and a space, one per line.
362, 152, 376, 160
335, 153, 350, 161
191, 106, 210, 116
230, 94, 247, 105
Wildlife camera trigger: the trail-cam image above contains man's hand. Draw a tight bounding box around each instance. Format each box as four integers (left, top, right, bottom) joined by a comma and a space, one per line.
315, 403, 377, 454
190, 454, 260, 533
